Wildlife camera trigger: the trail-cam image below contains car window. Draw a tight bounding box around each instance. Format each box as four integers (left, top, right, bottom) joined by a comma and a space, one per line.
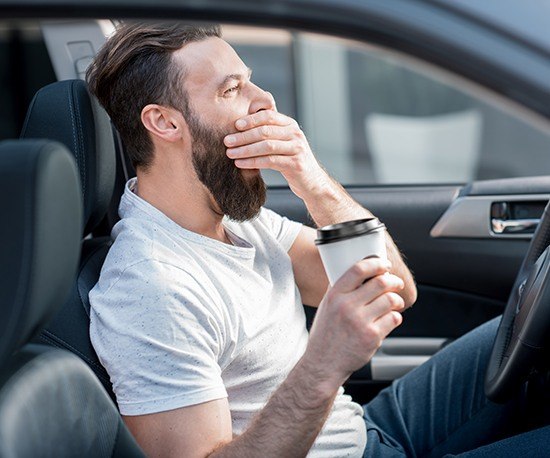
0, 21, 56, 140
224, 26, 550, 186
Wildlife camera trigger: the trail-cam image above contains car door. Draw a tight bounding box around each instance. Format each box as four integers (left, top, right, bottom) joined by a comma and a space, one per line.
19, 10, 550, 405
223, 25, 550, 402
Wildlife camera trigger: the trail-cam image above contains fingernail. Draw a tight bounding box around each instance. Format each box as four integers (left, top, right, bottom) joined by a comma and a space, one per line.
225, 135, 236, 145
236, 119, 246, 129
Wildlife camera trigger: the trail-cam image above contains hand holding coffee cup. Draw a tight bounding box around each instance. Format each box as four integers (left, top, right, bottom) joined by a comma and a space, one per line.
315, 218, 387, 285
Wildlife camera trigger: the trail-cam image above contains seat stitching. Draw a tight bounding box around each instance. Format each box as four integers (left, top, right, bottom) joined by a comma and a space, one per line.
73, 85, 86, 199
68, 84, 86, 200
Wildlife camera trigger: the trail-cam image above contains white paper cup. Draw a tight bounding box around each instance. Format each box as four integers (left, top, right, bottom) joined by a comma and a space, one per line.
315, 218, 387, 285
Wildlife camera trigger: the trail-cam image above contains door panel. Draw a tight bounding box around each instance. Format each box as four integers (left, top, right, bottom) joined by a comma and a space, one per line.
267, 178, 548, 401
266, 176, 549, 339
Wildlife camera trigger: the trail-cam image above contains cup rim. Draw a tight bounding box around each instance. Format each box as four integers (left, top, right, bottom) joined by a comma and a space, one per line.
315, 218, 385, 245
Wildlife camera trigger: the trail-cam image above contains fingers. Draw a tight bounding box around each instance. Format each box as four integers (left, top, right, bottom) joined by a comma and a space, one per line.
362, 291, 405, 321
225, 125, 294, 149
234, 110, 295, 131
232, 151, 287, 171
228, 139, 296, 171
350, 273, 405, 310
332, 258, 391, 293
224, 112, 306, 171
360, 294, 404, 347
374, 310, 403, 337
329, 259, 405, 331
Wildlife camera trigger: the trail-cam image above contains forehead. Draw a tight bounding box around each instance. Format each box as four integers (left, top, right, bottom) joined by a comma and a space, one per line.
173, 37, 247, 91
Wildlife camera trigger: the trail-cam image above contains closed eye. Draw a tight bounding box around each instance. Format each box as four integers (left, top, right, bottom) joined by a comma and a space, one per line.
224, 84, 240, 96
225, 85, 239, 93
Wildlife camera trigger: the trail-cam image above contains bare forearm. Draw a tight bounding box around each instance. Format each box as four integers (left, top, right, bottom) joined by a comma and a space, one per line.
302, 174, 417, 307
210, 357, 337, 458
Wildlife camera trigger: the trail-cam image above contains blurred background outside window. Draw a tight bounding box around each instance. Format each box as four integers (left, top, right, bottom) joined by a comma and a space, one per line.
224, 26, 550, 186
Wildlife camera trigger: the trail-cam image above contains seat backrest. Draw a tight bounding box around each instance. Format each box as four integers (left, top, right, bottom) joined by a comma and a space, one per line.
21, 79, 116, 235
21, 79, 118, 398
0, 140, 144, 457
0, 140, 81, 367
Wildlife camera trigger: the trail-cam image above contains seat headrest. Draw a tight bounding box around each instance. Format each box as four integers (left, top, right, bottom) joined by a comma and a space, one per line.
0, 140, 82, 367
21, 79, 115, 235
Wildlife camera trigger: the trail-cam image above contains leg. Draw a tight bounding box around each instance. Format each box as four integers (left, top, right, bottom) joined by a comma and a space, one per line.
449, 425, 550, 457
362, 317, 523, 457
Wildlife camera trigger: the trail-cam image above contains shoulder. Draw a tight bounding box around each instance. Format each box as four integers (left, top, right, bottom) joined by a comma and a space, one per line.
91, 216, 224, 317
234, 207, 302, 252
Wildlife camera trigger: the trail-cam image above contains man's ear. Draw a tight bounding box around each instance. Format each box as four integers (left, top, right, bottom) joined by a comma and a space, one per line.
141, 104, 184, 143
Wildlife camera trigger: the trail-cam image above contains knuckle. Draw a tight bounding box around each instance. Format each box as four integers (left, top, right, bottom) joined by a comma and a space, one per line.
351, 263, 367, 278
294, 129, 305, 141
373, 275, 390, 290
260, 125, 271, 138
295, 143, 306, 156
290, 156, 303, 172
325, 289, 337, 305
326, 289, 347, 310
387, 292, 404, 309
392, 311, 403, 326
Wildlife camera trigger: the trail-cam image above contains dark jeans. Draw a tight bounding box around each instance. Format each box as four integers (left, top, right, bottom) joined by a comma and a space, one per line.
362, 317, 550, 457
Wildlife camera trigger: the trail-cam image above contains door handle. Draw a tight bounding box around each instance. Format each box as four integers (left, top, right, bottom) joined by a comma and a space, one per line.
491, 218, 540, 234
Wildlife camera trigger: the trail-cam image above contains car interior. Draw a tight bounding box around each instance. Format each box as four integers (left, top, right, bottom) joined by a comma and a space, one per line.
0, 139, 143, 456
1, 9, 550, 455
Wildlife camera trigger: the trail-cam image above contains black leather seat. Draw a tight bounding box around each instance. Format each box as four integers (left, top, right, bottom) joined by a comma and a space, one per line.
0, 140, 144, 457
21, 79, 119, 399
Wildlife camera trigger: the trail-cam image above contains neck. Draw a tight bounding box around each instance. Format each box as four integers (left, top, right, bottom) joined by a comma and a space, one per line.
134, 158, 231, 244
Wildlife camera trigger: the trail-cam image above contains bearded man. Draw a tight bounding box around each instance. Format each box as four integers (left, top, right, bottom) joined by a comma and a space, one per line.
88, 22, 539, 458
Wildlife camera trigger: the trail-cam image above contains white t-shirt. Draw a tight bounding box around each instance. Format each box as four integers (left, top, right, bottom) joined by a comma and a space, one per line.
89, 178, 366, 457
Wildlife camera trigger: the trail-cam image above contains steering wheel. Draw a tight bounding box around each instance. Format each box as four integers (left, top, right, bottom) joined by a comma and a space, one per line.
485, 200, 550, 402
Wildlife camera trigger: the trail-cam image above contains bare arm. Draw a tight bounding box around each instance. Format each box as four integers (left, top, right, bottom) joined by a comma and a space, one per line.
288, 226, 328, 307
226, 110, 417, 308
123, 259, 404, 457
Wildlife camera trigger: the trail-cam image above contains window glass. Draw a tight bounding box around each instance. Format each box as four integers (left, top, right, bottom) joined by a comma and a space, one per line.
0, 21, 56, 140
225, 27, 550, 186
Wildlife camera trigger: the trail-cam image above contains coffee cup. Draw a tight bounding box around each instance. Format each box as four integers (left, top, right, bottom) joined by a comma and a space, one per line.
315, 218, 387, 285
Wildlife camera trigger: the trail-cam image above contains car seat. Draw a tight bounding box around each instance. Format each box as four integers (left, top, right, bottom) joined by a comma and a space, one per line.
21, 79, 119, 399
0, 139, 144, 457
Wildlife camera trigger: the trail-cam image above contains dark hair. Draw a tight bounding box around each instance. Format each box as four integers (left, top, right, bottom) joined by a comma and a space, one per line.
86, 22, 221, 170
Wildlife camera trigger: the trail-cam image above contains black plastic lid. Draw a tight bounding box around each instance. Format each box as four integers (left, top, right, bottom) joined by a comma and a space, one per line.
315, 218, 385, 245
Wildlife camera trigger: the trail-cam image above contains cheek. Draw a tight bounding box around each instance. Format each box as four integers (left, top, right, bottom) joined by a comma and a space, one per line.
223, 99, 253, 131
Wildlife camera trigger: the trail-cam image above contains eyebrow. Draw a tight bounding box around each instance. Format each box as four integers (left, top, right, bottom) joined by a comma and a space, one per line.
218, 67, 253, 90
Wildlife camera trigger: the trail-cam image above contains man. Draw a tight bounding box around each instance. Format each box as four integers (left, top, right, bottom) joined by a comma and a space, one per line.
88, 22, 546, 457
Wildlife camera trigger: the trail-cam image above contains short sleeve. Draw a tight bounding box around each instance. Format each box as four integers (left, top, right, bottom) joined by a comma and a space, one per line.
260, 207, 302, 252
89, 259, 228, 416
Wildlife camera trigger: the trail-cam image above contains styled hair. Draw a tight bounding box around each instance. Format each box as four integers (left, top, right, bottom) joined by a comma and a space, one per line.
86, 22, 221, 170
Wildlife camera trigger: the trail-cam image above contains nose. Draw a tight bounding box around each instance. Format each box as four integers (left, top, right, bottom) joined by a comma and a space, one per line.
249, 85, 276, 114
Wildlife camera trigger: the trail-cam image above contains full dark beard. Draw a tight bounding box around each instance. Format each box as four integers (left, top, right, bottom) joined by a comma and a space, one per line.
189, 113, 266, 222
